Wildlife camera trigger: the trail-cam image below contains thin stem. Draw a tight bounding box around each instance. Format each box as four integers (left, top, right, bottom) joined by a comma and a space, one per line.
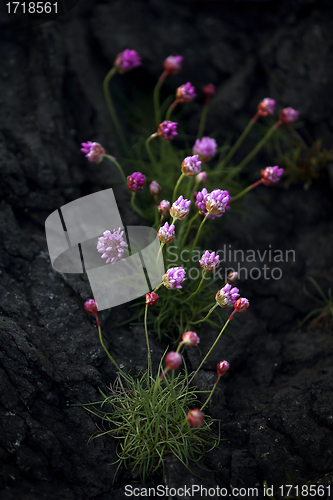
103, 66, 128, 154
185, 272, 206, 302
145, 135, 157, 167
153, 71, 167, 128
173, 173, 185, 202
192, 302, 218, 324
153, 282, 163, 293
200, 378, 219, 411
197, 104, 209, 139
144, 305, 152, 383
97, 322, 123, 375
179, 211, 199, 251
191, 212, 210, 252
104, 154, 127, 184
231, 179, 263, 202
166, 100, 178, 121
131, 192, 146, 219
189, 318, 231, 385
218, 115, 258, 169
156, 242, 165, 268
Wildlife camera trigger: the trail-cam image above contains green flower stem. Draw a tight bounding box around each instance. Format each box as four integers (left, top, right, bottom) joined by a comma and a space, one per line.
192, 302, 219, 324
231, 179, 263, 202
153, 282, 163, 293
156, 242, 165, 267
218, 114, 259, 168
189, 318, 231, 384
200, 376, 220, 411
191, 211, 210, 252
197, 104, 209, 139
144, 305, 152, 383
131, 192, 146, 219
104, 154, 127, 184
166, 100, 178, 121
233, 120, 281, 174
173, 173, 185, 202
153, 71, 167, 128
145, 134, 157, 167
97, 321, 123, 375
103, 66, 128, 154
154, 206, 159, 227
185, 272, 206, 302
179, 212, 199, 251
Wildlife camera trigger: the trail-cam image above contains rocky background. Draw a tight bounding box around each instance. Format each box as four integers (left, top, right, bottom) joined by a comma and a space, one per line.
0, 0, 333, 498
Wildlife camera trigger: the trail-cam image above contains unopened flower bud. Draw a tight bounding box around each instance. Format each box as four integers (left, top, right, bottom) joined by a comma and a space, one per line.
81, 142, 105, 163
192, 137, 217, 162
196, 171, 208, 185
261, 166, 284, 186
227, 271, 238, 284
187, 409, 204, 428
279, 107, 299, 125
163, 55, 183, 75
146, 292, 159, 307
150, 181, 161, 196
158, 200, 171, 216
181, 331, 200, 347
165, 351, 182, 370
114, 49, 141, 74
217, 360, 230, 377
258, 98, 276, 117
202, 84, 216, 101
234, 297, 249, 312
176, 82, 196, 103
84, 299, 98, 315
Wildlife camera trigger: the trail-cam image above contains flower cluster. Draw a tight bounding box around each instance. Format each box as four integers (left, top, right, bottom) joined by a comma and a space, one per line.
97, 228, 128, 265
258, 98, 276, 117
158, 222, 175, 244
192, 137, 217, 162
176, 82, 196, 103
279, 107, 299, 125
157, 121, 178, 140
149, 181, 161, 196
163, 55, 183, 75
261, 165, 284, 185
205, 189, 231, 216
127, 172, 146, 192
215, 283, 240, 308
114, 49, 141, 73
162, 267, 186, 289
181, 155, 202, 176
170, 196, 191, 221
199, 250, 220, 273
158, 200, 171, 215
81, 142, 105, 163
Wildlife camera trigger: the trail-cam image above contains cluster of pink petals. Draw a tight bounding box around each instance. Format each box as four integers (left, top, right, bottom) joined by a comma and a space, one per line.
279, 107, 299, 125
97, 228, 128, 264
158, 199, 171, 215
81, 142, 105, 163
206, 189, 231, 216
261, 165, 284, 186
149, 181, 161, 196
114, 49, 141, 73
181, 331, 200, 347
192, 137, 218, 162
146, 292, 160, 306
217, 360, 230, 377
163, 55, 183, 75
176, 82, 196, 103
199, 250, 220, 273
216, 283, 240, 308
170, 195, 191, 220
234, 297, 249, 312
181, 154, 202, 177
158, 222, 175, 244
162, 266, 186, 289
187, 408, 204, 428
127, 172, 146, 192
196, 188, 219, 219
165, 351, 182, 370
258, 98, 276, 116
157, 120, 178, 140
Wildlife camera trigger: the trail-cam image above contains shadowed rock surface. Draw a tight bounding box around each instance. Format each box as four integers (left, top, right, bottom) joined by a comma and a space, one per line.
0, 0, 333, 498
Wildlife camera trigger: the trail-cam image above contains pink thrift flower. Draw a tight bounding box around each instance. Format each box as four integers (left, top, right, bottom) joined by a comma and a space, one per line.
84, 299, 98, 315
192, 137, 217, 162
181, 154, 202, 177
163, 267, 186, 289
163, 55, 183, 75
97, 228, 128, 264
234, 297, 249, 312
170, 195, 191, 221
158, 222, 175, 244
157, 121, 178, 140
217, 360, 230, 377
81, 142, 105, 163
196, 188, 220, 220
127, 172, 146, 192
279, 107, 299, 125
146, 292, 159, 306
158, 200, 171, 216
199, 250, 220, 273
176, 82, 196, 103
187, 409, 204, 428
216, 283, 240, 308
261, 165, 284, 186
165, 351, 182, 370
150, 181, 161, 196
181, 331, 200, 347
206, 189, 231, 216
258, 98, 276, 117
196, 171, 208, 185
227, 271, 238, 284
114, 49, 141, 73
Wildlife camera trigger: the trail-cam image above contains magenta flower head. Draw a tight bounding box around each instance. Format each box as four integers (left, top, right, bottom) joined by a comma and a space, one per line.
202, 83, 216, 101
97, 228, 128, 264
146, 292, 159, 307
181, 154, 202, 177
114, 49, 141, 74
176, 82, 196, 103
84, 299, 98, 315
162, 266, 186, 289
170, 195, 191, 221
216, 283, 240, 308
187, 409, 204, 428
196, 171, 208, 185
127, 172, 146, 192
81, 142, 105, 163
199, 250, 220, 273
227, 271, 238, 284
192, 137, 218, 162
261, 165, 284, 186
258, 98, 276, 117
181, 331, 200, 347
206, 189, 231, 216
158, 222, 175, 244
150, 181, 161, 196
217, 360, 230, 377
234, 297, 249, 312
165, 351, 182, 370
157, 120, 178, 140
196, 188, 219, 219
279, 107, 300, 125
158, 199, 171, 216
163, 55, 183, 75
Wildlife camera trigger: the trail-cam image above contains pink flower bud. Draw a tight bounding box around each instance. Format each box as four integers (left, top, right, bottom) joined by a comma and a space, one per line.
257, 98, 276, 117
163, 55, 183, 75
279, 107, 299, 125
202, 84, 216, 100
165, 351, 182, 370
127, 172, 146, 192
196, 171, 208, 185
217, 360, 230, 377
227, 271, 238, 284
261, 166, 284, 186
149, 181, 161, 196
187, 409, 204, 428
84, 299, 98, 315
146, 292, 159, 306
181, 331, 200, 347
176, 82, 196, 103
158, 200, 171, 216
234, 298, 249, 312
